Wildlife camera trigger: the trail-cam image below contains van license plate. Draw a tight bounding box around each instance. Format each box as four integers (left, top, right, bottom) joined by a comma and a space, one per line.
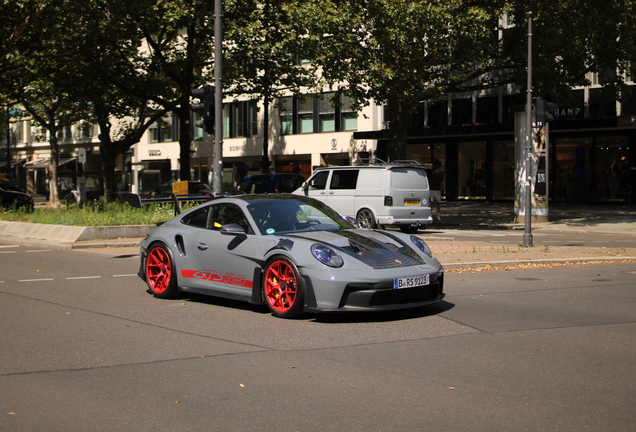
404, 200, 420, 205
394, 274, 430, 289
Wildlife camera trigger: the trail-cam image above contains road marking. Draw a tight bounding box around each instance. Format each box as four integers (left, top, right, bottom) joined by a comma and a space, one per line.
66, 276, 102, 280
19, 278, 54, 282
0, 251, 17, 254
0, 245, 19, 249
26, 249, 52, 253
113, 274, 137, 278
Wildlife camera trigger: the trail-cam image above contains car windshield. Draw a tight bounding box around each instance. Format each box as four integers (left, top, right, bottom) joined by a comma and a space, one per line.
247, 197, 353, 235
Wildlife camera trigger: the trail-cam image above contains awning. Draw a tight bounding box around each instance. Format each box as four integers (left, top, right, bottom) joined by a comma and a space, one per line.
25, 157, 77, 169
0, 159, 26, 168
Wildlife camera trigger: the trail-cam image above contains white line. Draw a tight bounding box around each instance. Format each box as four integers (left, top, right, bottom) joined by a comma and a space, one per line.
66, 276, 102, 280
0, 245, 19, 249
26, 249, 52, 253
113, 274, 137, 278
0, 251, 17, 254
19, 278, 54, 282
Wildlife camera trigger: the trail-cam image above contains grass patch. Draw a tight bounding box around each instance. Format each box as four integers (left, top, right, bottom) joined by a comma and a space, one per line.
0, 201, 187, 226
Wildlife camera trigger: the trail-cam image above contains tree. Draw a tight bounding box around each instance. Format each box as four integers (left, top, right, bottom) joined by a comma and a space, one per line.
111, 0, 216, 182
224, 0, 319, 172
2, 0, 93, 204
296, 0, 502, 161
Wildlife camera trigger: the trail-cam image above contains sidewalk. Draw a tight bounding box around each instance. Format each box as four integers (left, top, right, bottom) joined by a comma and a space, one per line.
433, 200, 636, 234
2, 201, 636, 270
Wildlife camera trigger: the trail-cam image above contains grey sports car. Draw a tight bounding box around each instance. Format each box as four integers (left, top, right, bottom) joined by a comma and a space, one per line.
139, 194, 445, 318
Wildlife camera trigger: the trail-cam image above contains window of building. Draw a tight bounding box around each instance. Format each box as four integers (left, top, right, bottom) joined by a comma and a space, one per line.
224, 100, 258, 139
298, 97, 314, 134
278, 93, 358, 135
150, 117, 177, 143
279, 96, 293, 135
341, 95, 358, 131
320, 93, 336, 132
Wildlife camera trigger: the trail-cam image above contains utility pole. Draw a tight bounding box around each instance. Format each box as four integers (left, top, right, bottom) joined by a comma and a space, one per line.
523, 12, 534, 247
212, 0, 224, 194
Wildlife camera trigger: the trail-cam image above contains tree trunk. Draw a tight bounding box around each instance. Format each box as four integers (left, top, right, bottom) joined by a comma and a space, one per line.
261, 98, 271, 173
178, 99, 191, 181
386, 96, 411, 162
48, 135, 60, 205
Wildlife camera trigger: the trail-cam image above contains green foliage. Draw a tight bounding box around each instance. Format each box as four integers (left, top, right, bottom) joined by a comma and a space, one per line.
0, 201, 189, 226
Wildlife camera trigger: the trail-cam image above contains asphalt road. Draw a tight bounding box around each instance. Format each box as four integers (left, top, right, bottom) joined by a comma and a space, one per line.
1, 243, 635, 431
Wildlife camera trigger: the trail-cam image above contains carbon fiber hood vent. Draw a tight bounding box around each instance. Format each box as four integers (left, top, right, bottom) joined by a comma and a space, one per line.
290, 229, 425, 269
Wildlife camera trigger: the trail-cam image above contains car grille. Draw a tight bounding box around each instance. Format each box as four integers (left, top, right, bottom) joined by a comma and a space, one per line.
369, 283, 441, 305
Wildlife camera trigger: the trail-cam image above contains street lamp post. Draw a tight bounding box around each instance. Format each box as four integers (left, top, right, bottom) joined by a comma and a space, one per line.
523, 12, 534, 247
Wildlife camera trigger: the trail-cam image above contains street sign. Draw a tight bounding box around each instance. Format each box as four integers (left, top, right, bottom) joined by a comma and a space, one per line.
77, 148, 86, 164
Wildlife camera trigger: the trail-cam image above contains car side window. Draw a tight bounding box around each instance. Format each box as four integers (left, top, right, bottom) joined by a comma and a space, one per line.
206, 203, 252, 233
309, 171, 329, 190
181, 206, 209, 228
330, 170, 359, 190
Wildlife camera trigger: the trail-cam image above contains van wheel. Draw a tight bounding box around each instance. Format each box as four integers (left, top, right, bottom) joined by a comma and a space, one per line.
356, 208, 376, 229
399, 225, 420, 234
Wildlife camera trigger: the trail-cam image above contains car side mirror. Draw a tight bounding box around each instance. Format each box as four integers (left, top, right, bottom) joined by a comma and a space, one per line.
302, 181, 309, 196
220, 224, 247, 236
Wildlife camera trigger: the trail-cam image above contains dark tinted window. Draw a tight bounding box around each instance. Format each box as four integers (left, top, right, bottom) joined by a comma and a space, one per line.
330, 170, 359, 189
308, 171, 329, 190
181, 206, 209, 228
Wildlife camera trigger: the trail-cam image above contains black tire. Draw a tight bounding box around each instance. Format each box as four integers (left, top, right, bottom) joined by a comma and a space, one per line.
262, 256, 305, 319
399, 225, 420, 234
145, 243, 180, 299
356, 208, 377, 229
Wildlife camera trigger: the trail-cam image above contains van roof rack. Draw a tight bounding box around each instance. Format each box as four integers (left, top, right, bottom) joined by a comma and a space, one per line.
353, 158, 422, 166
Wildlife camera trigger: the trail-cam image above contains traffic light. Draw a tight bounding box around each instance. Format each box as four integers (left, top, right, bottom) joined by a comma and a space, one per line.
190, 84, 215, 134
535, 97, 556, 126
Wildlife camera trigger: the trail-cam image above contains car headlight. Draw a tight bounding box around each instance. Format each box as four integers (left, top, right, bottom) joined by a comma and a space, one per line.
311, 244, 344, 268
410, 235, 433, 257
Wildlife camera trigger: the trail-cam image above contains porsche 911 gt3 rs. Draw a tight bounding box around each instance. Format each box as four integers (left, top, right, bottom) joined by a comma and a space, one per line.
138, 194, 444, 318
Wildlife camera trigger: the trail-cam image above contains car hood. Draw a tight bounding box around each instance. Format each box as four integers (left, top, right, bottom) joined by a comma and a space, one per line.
288, 229, 433, 269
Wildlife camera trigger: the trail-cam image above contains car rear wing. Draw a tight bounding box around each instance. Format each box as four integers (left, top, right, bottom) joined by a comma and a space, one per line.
120, 192, 216, 216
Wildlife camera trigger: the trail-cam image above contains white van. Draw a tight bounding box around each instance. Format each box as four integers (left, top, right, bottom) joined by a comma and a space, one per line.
294, 160, 432, 233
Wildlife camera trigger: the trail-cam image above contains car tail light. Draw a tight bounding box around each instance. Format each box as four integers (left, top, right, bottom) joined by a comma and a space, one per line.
384, 196, 393, 206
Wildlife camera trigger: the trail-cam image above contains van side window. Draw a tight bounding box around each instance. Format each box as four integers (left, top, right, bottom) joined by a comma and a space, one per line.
330, 170, 359, 190
309, 171, 329, 190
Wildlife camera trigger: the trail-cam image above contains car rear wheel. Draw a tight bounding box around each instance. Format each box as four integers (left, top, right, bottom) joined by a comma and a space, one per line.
145, 244, 179, 299
263, 256, 305, 318
356, 208, 376, 229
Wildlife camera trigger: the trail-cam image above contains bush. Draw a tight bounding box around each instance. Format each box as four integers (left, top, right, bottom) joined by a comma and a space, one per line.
0, 201, 185, 226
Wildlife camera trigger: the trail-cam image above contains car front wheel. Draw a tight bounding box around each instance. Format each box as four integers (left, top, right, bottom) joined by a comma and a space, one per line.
145, 243, 180, 299
263, 256, 305, 318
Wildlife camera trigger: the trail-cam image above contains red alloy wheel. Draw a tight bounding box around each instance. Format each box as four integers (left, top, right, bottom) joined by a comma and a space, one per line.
146, 246, 173, 294
264, 259, 298, 314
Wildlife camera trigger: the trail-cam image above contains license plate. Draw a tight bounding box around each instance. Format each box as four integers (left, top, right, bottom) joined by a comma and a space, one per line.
394, 274, 430, 289
404, 199, 420, 205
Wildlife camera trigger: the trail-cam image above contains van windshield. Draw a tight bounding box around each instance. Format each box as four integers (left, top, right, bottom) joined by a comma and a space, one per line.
390, 168, 429, 190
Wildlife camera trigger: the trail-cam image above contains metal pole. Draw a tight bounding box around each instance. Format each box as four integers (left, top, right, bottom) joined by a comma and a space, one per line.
523, 12, 534, 247
213, 0, 223, 194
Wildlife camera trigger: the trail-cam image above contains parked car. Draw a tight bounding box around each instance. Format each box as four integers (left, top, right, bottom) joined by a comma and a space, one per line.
153, 181, 213, 196
234, 173, 305, 194
0, 187, 34, 211
0, 179, 26, 193
139, 194, 444, 318
294, 159, 432, 233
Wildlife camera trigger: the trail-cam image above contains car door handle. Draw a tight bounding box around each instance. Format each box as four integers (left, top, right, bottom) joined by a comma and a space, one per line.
197, 243, 208, 251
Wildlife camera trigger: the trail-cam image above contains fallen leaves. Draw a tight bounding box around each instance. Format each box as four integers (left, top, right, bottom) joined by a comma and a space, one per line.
447, 259, 636, 273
